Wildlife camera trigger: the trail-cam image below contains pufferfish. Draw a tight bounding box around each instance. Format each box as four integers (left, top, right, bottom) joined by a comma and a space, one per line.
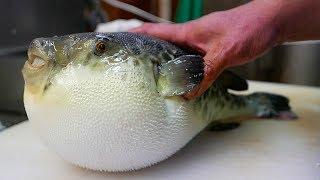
22, 32, 296, 172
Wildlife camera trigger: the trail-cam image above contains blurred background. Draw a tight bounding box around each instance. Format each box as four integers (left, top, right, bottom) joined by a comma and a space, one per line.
0, 0, 319, 130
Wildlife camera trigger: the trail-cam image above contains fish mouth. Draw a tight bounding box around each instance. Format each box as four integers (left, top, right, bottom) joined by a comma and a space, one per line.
27, 49, 49, 69
23, 48, 52, 95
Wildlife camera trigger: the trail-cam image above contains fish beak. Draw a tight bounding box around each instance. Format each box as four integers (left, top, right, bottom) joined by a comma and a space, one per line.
22, 38, 57, 95
27, 49, 48, 69
27, 38, 56, 69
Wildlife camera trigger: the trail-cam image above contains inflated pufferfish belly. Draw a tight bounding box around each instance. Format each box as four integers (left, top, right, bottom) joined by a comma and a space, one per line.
24, 63, 205, 171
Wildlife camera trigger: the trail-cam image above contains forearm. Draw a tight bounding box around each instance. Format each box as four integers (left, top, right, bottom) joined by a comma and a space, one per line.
256, 0, 320, 43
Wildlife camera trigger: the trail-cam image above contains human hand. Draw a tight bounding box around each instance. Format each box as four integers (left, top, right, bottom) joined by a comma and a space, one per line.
131, 1, 283, 99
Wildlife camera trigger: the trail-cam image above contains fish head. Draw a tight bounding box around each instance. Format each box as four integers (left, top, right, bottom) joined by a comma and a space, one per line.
22, 33, 144, 95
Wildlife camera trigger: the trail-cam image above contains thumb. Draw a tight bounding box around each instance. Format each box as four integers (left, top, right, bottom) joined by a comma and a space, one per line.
130, 23, 186, 45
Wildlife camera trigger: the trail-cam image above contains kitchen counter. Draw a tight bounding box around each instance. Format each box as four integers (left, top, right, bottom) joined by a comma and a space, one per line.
0, 81, 319, 180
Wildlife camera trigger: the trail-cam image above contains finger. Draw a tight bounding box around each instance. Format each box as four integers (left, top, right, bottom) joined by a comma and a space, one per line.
130, 23, 186, 45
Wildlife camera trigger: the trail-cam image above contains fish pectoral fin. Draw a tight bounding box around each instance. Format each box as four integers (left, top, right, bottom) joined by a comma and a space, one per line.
217, 70, 248, 91
157, 55, 204, 96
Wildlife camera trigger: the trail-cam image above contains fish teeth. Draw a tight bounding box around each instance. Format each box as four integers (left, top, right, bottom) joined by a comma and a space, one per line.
32, 57, 46, 67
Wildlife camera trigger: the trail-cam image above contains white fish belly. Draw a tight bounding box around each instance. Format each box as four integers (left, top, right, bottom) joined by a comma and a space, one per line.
24, 65, 207, 171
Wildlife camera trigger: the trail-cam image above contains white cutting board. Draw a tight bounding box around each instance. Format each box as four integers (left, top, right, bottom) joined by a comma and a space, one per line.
0, 81, 319, 180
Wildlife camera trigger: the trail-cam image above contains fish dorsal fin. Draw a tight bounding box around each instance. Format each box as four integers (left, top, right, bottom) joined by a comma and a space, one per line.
216, 70, 248, 91
156, 55, 204, 96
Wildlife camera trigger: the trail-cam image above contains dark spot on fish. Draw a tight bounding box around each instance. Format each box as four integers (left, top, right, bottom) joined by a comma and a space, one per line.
133, 59, 140, 66
131, 47, 141, 54
43, 82, 52, 92
121, 74, 127, 81
90, 62, 99, 68
83, 53, 92, 65
161, 52, 173, 61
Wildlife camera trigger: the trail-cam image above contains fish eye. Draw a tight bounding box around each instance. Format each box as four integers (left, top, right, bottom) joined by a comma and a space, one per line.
95, 40, 107, 55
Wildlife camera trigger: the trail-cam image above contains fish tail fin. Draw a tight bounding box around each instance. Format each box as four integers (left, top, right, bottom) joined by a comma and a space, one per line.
245, 92, 297, 119
195, 71, 297, 127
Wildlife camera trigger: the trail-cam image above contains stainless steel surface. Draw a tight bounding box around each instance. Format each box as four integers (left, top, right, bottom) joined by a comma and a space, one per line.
0, 53, 26, 113
0, 0, 86, 48
281, 44, 320, 86
0, 112, 27, 132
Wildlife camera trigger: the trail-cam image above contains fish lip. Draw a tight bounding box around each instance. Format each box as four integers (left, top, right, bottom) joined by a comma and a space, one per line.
27, 48, 49, 68
23, 48, 52, 94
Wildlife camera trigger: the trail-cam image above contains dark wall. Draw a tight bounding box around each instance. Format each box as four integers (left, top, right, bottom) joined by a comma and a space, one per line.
0, 0, 86, 48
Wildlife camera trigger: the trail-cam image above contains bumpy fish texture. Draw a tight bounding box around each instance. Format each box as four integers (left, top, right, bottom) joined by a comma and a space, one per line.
23, 32, 295, 171
24, 63, 205, 171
